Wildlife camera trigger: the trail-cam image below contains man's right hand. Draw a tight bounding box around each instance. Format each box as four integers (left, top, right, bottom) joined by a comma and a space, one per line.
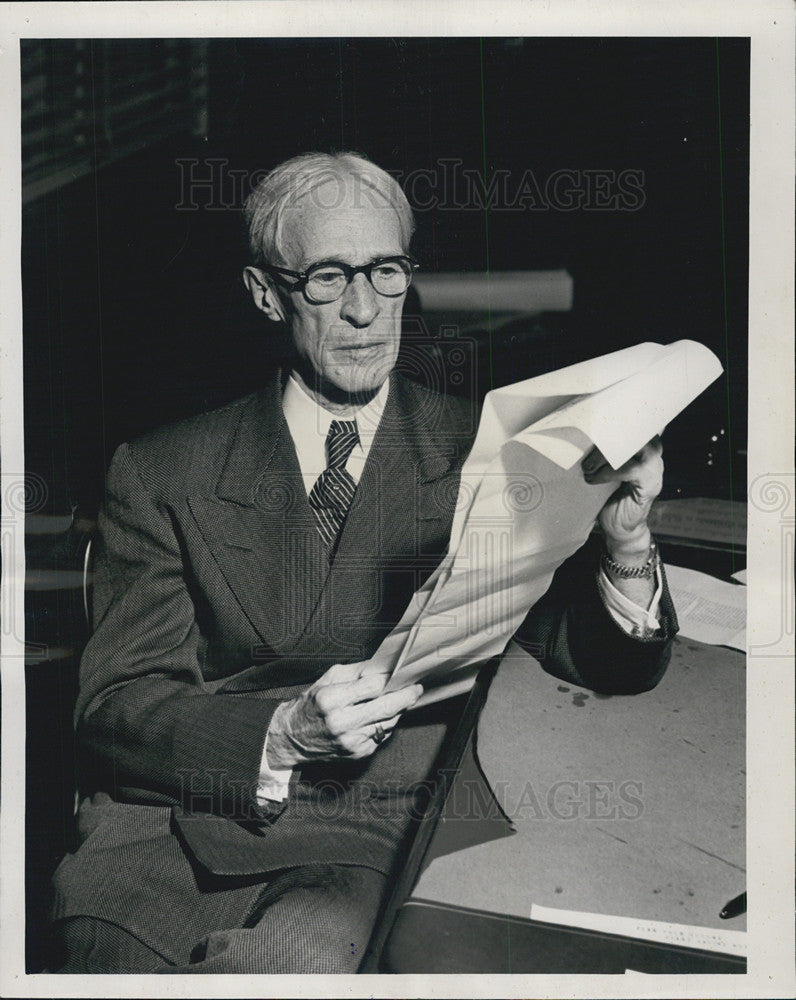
264, 661, 423, 769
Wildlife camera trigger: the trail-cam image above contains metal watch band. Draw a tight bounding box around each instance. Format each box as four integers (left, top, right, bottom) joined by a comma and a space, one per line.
601, 538, 659, 580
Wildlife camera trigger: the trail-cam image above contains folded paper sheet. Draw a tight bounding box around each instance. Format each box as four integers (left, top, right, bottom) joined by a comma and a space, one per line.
368, 340, 723, 706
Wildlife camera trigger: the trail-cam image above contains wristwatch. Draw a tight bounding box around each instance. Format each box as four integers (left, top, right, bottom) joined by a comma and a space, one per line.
601, 538, 659, 580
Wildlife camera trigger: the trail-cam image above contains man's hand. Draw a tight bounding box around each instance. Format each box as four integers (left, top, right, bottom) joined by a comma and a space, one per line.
265, 661, 423, 770
582, 437, 663, 612
582, 436, 663, 560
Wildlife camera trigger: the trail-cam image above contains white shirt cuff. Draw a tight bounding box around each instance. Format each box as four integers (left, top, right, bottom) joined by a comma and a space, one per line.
597, 564, 663, 638
256, 730, 293, 804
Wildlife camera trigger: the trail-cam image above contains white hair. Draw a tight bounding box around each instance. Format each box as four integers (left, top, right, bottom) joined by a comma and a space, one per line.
243, 152, 415, 266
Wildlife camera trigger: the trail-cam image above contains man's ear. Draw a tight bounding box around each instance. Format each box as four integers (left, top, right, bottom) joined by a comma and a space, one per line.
243, 266, 288, 322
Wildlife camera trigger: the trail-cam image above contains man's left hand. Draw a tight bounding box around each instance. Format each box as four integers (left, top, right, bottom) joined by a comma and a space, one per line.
582, 436, 663, 558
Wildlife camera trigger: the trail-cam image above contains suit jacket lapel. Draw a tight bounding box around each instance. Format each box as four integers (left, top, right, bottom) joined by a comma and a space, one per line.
302, 374, 464, 659
187, 376, 330, 655
188, 372, 465, 664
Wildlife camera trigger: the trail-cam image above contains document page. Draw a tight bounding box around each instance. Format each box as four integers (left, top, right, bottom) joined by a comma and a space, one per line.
663, 563, 746, 651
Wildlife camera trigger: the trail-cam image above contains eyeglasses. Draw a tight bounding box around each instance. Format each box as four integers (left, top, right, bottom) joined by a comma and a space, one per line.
262, 255, 418, 304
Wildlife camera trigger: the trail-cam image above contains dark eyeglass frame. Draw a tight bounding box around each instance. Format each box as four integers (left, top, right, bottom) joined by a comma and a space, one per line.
261, 254, 419, 303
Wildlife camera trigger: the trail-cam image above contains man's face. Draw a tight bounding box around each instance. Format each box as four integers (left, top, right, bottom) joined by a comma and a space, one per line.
275, 178, 407, 406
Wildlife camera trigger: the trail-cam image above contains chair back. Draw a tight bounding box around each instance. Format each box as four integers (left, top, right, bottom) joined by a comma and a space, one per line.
82, 535, 94, 630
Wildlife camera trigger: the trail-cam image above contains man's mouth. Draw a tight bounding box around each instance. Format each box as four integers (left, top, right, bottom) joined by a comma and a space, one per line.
333, 342, 385, 352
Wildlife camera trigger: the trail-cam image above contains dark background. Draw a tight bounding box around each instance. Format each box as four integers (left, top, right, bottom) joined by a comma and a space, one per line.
21, 36, 749, 967
24, 36, 749, 513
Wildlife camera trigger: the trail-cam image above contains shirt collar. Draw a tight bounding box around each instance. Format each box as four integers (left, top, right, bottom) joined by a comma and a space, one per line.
281, 374, 389, 447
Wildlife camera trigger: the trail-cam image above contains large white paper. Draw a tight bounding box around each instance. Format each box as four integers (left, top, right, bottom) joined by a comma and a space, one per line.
366, 341, 722, 705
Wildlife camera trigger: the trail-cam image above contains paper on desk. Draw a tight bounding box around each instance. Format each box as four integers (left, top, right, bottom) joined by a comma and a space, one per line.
368, 341, 722, 706
664, 563, 746, 651
530, 903, 747, 957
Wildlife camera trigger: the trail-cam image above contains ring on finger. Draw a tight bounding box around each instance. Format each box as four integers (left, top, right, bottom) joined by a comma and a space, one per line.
371, 723, 388, 745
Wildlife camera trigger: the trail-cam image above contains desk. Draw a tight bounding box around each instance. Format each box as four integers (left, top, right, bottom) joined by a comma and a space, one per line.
381, 635, 745, 973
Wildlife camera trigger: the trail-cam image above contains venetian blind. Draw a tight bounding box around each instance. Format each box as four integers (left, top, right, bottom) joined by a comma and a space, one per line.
21, 38, 209, 203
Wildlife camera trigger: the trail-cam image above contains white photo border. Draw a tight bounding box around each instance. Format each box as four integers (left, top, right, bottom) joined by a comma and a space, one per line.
1, 2, 793, 997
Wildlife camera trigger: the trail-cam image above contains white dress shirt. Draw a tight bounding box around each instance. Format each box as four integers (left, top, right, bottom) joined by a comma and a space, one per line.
257, 374, 661, 803
281, 373, 388, 493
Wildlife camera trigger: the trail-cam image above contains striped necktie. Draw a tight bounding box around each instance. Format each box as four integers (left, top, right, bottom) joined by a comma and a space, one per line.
308, 419, 360, 551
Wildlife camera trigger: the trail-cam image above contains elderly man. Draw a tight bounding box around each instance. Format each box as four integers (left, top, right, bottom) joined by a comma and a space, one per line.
51, 152, 676, 974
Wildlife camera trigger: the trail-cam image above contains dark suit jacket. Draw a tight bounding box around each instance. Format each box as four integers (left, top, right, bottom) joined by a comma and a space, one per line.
52, 370, 676, 955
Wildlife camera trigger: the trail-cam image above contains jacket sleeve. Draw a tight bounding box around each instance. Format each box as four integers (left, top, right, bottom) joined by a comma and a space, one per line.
514, 534, 679, 694
76, 443, 285, 820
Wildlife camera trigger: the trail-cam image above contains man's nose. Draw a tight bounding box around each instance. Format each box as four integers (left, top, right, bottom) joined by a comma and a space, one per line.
339, 273, 380, 328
